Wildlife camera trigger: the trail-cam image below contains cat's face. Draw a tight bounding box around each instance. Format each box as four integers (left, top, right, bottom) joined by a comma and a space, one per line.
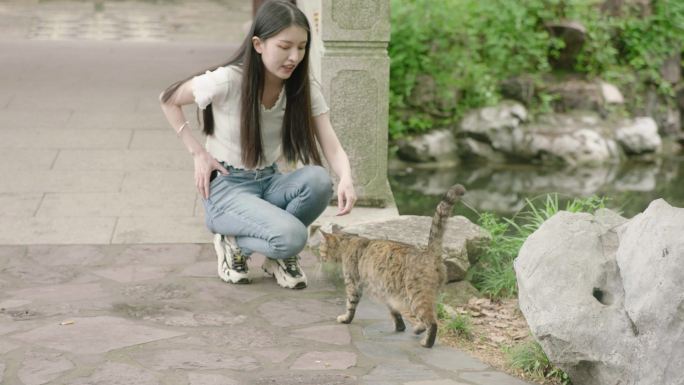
318, 224, 346, 262
318, 230, 342, 263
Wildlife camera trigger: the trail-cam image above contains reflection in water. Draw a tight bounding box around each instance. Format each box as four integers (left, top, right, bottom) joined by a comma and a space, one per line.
389, 157, 684, 221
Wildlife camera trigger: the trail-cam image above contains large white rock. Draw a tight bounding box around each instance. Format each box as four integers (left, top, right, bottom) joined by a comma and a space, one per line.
396, 129, 459, 164
615, 117, 662, 154
514, 200, 684, 385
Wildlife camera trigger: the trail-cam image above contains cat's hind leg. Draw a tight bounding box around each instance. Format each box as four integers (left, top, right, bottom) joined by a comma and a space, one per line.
387, 305, 406, 332
337, 277, 361, 324
410, 296, 438, 347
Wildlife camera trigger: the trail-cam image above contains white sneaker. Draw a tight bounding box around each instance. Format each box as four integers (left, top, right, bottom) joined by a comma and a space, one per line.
262, 256, 307, 289
214, 234, 250, 284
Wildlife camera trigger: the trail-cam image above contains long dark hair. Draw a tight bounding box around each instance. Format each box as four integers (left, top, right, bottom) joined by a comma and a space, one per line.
160, 0, 321, 169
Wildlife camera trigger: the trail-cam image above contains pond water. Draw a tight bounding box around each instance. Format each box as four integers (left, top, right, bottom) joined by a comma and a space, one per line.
388, 156, 684, 223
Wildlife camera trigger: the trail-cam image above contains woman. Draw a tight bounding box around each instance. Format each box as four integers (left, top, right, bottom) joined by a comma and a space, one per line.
159, 0, 356, 289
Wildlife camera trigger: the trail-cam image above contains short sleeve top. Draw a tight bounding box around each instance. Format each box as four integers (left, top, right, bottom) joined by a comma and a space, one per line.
191, 65, 329, 169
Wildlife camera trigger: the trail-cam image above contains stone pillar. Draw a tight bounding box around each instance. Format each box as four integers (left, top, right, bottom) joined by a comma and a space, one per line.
299, 0, 394, 208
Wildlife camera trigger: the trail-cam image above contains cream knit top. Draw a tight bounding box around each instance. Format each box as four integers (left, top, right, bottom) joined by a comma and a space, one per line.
191, 65, 330, 169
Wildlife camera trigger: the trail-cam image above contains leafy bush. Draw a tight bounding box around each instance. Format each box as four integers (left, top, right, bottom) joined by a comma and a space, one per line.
389, 0, 557, 139
469, 194, 607, 298
389, 0, 684, 139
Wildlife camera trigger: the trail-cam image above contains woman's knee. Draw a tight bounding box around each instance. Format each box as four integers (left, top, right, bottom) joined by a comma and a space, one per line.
301, 165, 333, 199
268, 223, 308, 259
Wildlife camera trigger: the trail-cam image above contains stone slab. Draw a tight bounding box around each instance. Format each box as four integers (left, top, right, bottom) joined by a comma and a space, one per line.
0, 339, 20, 354
291, 324, 352, 345
0, 217, 116, 244
11, 316, 184, 354
0, 170, 125, 194
36, 192, 195, 217
354, 340, 412, 363
120, 170, 196, 194
93, 265, 172, 283
26, 245, 109, 266
0, 193, 43, 216
18, 350, 75, 385
8, 283, 107, 303
312, 205, 399, 234
188, 372, 239, 385
129, 129, 191, 150
290, 351, 357, 370
361, 362, 439, 383
0, 299, 31, 309
0, 109, 72, 130
70, 362, 161, 385
132, 349, 258, 371
257, 298, 340, 327
113, 244, 201, 265
404, 380, 469, 385
68, 110, 169, 131
362, 321, 423, 343
0, 149, 57, 171
0, 128, 131, 149
414, 346, 489, 372
52, 149, 193, 171
179, 261, 215, 278
112, 216, 211, 244
252, 348, 292, 363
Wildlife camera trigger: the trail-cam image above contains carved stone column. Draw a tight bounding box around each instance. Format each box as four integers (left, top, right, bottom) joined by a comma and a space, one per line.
300, 0, 394, 207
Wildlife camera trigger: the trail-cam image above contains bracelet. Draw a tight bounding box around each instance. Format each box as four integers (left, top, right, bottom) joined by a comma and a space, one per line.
176, 121, 190, 137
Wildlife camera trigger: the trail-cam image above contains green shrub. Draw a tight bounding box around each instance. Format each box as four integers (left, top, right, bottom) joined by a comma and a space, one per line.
469, 194, 607, 298
389, 0, 557, 139
506, 340, 572, 384
388, 0, 684, 140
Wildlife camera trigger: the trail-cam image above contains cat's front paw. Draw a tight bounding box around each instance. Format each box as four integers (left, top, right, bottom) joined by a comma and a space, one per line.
337, 314, 352, 324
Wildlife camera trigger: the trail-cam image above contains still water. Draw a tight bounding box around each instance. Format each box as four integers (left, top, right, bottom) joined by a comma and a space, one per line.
388, 156, 684, 222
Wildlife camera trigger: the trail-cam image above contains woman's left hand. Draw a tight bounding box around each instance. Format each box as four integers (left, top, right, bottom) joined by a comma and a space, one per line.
336, 176, 357, 216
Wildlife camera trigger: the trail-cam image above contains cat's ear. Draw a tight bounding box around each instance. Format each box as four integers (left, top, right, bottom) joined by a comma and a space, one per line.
331, 224, 343, 234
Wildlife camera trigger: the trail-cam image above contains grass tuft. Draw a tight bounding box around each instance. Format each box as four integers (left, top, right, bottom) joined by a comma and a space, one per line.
470, 194, 608, 299
505, 340, 572, 384
444, 313, 473, 339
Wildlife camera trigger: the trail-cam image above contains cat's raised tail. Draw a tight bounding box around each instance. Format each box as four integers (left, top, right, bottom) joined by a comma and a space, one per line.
426, 184, 466, 257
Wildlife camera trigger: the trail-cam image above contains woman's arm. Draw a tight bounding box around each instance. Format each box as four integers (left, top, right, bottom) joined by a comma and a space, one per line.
159, 81, 228, 199
313, 112, 357, 215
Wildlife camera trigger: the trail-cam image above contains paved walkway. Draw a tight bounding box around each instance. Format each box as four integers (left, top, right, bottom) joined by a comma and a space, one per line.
0, 245, 531, 385
0, 1, 532, 384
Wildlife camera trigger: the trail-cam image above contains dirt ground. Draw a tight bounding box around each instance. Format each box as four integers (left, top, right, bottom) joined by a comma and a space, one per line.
438, 296, 564, 385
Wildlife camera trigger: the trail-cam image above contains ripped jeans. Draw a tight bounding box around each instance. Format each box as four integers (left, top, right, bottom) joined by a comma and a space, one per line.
202, 163, 333, 259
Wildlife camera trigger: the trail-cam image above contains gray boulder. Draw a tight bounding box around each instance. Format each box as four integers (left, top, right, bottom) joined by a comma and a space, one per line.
515, 200, 684, 385
396, 129, 459, 164
342, 215, 490, 282
615, 117, 662, 154
459, 106, 624, 166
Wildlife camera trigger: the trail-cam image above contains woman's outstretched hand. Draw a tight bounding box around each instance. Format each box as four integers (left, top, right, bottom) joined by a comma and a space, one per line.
336, 176, 357, 216
193, 151, 229, 199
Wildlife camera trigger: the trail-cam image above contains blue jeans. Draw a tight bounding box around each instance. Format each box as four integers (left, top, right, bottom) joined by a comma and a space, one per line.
203, 163, 333, 259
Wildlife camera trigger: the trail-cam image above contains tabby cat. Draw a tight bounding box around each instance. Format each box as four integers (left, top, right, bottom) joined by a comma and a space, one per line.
319, 184, 466, 348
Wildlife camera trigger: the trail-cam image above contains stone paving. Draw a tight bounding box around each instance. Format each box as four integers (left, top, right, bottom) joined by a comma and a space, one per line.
0, 245, 532, 385
0, 1, 532, 384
